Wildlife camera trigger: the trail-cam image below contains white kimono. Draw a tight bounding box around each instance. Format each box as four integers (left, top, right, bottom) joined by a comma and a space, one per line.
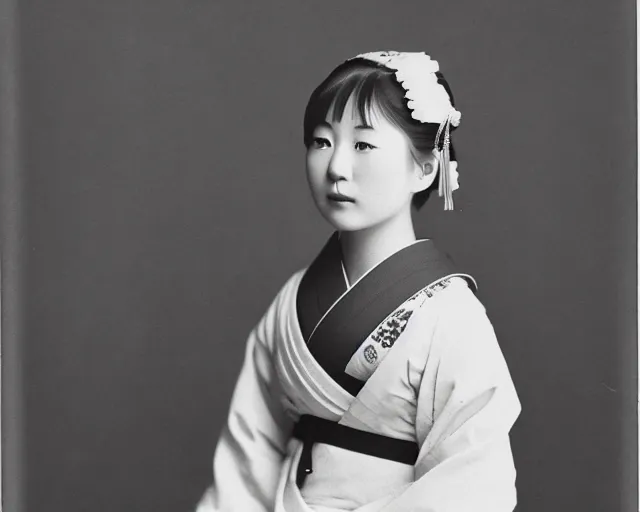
195, 245, 521, 511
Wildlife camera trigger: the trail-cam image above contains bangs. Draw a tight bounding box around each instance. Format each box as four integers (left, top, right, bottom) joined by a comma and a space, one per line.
303, 62, 405, 146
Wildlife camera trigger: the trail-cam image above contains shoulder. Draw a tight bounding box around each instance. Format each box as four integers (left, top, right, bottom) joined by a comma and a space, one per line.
257, 268, 308, 322
430, 276, 487, 317
252, 268, 307, 342
273, 268, 307, 307
410, 277, 519, 411
414, 276, 486, 320
399, 276, 483, 355
411, 276, 500, 356
427, 278, 513, 376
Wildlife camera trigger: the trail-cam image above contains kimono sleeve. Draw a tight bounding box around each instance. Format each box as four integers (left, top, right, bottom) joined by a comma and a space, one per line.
380, 285, 522, 512
194, 276, 296, 512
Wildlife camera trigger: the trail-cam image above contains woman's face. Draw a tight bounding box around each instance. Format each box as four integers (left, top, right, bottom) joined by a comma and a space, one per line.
306, 95, 433, 232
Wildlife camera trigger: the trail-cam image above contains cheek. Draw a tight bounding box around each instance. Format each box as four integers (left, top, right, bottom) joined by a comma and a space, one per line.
305, 153, 326, 188
359, 155, 408, 193
305, 153, 317, 176
306, 150, 323, 170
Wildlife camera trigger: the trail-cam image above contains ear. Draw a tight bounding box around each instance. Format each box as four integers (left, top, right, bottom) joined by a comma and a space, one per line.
411, 152, 439, 193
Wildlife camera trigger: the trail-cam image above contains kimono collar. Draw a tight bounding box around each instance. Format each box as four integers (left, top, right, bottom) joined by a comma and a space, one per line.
296, 232, 476, 395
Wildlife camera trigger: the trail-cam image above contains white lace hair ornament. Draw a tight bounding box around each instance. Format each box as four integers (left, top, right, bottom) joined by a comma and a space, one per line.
348, 51, 461, 210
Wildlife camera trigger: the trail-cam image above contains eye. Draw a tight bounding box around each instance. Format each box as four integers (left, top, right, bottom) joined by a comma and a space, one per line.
355, 141, 376, 151
311, 137, 331, 149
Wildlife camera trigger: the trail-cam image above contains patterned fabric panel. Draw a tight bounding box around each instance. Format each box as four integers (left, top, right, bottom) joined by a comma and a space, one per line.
344, 278, 457, 381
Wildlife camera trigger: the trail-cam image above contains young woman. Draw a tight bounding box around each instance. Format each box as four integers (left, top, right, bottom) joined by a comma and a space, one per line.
195, 50, 521, 512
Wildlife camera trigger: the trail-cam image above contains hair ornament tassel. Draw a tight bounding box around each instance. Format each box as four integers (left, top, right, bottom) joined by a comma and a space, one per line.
434, 112, 455, 210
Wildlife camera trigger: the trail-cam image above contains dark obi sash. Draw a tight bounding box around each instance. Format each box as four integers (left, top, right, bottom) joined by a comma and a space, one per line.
293, 232, 476, 487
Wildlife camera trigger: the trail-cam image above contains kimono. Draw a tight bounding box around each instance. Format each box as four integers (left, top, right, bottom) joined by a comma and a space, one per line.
195, 233, 521, 512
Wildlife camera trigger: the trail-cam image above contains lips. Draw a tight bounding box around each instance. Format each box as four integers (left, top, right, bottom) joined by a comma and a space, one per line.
327, 192, 355, 203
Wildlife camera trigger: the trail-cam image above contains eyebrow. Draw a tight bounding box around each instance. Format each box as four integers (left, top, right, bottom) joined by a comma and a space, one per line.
316, 121, 375, 131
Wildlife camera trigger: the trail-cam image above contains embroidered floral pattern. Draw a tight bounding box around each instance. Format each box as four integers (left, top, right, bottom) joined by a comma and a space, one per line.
371, 308, 414, 348
370, 279, 453, 349
424, 279, 451, 297
363, 345, 378, 364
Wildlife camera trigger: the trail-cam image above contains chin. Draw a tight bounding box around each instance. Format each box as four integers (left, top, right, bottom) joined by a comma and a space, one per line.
316, 206, 376, 233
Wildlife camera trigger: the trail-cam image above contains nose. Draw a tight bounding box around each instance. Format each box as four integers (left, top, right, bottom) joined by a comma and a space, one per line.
327, 144, 352, 183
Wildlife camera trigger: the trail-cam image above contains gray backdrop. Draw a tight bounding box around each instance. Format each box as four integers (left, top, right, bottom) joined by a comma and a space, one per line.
1, 0, 637, 511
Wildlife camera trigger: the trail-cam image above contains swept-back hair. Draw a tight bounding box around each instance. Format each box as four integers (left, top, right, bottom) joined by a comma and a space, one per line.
303, 58, 458, 210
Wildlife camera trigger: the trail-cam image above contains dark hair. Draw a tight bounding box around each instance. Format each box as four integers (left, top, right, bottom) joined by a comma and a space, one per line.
303, 58, 458, 210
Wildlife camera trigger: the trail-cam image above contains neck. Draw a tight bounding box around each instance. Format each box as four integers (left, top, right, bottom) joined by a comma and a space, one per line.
339, 212, 417, 286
